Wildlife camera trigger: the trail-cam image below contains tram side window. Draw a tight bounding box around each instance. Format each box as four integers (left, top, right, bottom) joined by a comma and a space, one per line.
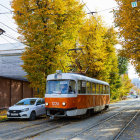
103, 85, 106, 94
86, 82, 91, 94
96, 84, 99, 94
100, 85, 103, 94
106, 86, 110, 94
92, 83, 96, 94
78, 80, 86, 94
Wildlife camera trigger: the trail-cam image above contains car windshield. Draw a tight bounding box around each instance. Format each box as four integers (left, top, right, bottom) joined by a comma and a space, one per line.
16, 99, 37, 105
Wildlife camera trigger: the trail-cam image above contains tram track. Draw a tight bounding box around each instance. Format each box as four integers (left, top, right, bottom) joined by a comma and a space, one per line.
25, 101, 138, 140
67, 104, 140, 140
25, 102, 139, 140
0, 118, 70, 140
0, 119, 48, 135
113, 109, 140, 140
0, 100, 139, 140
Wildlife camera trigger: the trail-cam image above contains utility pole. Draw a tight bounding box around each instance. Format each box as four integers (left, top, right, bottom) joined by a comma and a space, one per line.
0, 28, 5, 35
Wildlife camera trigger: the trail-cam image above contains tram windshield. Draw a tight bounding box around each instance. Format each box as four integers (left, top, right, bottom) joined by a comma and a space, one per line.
47, 80, 75, 94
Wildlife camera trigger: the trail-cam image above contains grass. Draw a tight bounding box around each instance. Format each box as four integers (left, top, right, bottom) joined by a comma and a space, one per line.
0, 109, 8, 121
110, 98, 120, 103
0, 116, 7, 121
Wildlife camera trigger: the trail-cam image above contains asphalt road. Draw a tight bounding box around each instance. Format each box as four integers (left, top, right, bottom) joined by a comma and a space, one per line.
0, 98, 140, 140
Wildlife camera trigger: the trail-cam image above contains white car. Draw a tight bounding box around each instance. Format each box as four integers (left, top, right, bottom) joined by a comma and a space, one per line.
7, 98, 46, 120
127, 95, 138, 99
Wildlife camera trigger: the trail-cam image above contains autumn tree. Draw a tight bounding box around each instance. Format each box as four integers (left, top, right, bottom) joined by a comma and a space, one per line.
12, 0, 85, 96
78, 15, 121, 99
114, 0, 140, 75
78, 16, 107, 79
117, 74, 133, 99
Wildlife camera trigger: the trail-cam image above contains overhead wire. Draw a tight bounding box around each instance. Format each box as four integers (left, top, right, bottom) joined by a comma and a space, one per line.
0, 3, 17, 26
0, 22, 18, 33
81, 0, 105, 33
0, 13, 15, 23
0, 35, 23, 49
0, 3, 19, 45
97, 6, 119, 13
3, 33, 19, 42
0, 4, 12, 12
0, 2, 119, 48
0, 3, 119, 15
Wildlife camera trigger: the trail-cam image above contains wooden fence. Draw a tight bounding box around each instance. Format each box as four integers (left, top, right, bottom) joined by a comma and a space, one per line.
0, 77, 35, 109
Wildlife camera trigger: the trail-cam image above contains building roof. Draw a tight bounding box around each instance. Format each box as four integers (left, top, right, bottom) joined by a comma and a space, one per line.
0, 43, 27, 81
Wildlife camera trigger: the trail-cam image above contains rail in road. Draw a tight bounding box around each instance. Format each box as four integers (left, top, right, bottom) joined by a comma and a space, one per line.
0, 100, 139, 140
66, 105, 138, 140
0, 118, 70, 140
113, 109, 140, 140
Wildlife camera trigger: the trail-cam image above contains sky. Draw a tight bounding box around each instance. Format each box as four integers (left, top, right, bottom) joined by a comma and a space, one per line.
0, 0, 139, 80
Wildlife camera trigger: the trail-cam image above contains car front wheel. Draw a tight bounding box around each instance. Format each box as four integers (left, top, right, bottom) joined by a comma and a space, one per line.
29, 111, 36, 121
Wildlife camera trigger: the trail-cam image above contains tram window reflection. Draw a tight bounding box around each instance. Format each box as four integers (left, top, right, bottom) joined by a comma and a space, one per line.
47, 80, 69, 94
69, 80, 76, 94
96, 84, 99, 94
86, 82, 91, 94
78, 80, 86, 94
103, 85, 106, 94
92, 83, 96, 94
100, 85, 103, 94
107, 86, 110, 94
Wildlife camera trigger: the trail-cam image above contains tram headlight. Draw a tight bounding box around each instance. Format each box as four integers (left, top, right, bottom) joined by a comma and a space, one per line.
62, 102, 66, 106
46, 102, 49, 106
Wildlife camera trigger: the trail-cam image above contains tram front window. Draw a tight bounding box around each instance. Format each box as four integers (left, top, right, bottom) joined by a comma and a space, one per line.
47, 80, 75, 94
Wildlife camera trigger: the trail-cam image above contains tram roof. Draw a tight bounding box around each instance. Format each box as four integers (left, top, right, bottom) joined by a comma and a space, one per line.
47, 73, 109, 86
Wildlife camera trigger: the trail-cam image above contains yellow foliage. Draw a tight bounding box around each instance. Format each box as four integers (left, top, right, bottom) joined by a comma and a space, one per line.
114, 0, 140, 75
12, 0, 85, 96
78, 15, 119, 82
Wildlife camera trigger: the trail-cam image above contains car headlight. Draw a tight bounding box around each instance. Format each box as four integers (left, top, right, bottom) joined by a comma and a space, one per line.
62, 102, 66, 106
21, 108, 29, 112
46, 102, 49, 106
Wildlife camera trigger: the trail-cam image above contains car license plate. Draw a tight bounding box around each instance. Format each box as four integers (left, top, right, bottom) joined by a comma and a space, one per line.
11, 113, 18, 116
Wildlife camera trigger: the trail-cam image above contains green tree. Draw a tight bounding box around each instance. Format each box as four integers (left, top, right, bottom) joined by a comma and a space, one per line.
114, 0, 140, 75
118, 56, 128, 75
12, 0, 85, 96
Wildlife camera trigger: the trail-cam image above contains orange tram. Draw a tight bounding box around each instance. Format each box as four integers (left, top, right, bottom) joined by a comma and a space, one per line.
45, 70, 110, 118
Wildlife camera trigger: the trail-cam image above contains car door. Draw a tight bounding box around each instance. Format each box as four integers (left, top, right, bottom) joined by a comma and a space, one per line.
41, 99, 46, 115
35, 99, 43, 116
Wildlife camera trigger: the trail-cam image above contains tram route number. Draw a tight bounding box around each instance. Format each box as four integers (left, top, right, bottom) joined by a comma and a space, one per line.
52, 102, 59, 106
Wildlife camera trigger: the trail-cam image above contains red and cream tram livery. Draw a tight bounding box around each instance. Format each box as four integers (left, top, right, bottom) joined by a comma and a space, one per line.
45, 70, 110, 117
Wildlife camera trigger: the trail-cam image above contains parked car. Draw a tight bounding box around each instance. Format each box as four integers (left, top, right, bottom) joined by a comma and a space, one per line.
7, 98, 46, 120
127, 95, 138, 99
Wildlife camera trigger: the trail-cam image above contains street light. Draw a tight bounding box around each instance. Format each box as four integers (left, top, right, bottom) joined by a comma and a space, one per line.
0, 28, 5, 35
